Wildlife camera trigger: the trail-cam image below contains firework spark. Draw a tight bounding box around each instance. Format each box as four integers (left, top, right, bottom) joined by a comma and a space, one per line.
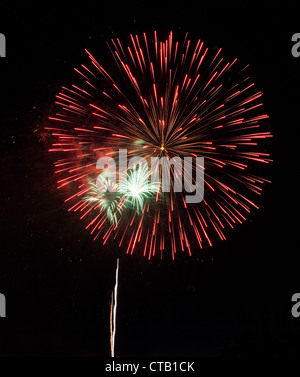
118, 163, 160, 214
47, 31, 272, 259
84, 180, 122, 226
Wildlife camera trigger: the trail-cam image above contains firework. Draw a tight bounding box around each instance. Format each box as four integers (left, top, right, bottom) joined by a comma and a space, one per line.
47, 31, 272, 259
118, 163, 160, 214
84, 180, 122, 226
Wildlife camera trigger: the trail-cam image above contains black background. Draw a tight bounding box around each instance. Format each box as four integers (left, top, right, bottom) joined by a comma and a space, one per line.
0, 2, 299, 357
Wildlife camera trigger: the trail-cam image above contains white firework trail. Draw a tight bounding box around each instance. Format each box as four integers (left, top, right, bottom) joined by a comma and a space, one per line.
110, 258, 119, 357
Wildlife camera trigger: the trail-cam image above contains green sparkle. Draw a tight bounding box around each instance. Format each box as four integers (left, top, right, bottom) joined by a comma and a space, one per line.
119, 164, 159, 214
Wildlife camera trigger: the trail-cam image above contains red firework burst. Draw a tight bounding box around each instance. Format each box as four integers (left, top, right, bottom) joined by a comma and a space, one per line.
46, 31, 272, 259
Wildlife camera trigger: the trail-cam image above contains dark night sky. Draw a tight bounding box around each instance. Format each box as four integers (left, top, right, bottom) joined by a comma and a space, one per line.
0, 2, 300, 357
